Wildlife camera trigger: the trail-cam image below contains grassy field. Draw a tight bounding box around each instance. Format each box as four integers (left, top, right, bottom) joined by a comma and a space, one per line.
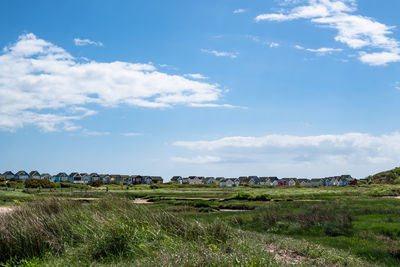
0, 184, 400, 266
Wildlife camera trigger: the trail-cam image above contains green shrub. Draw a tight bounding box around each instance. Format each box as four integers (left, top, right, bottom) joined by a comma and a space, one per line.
89, 180, 105, 187
150, 184, 162, 189
25, 178, 55, 188
232, 192, 252, 200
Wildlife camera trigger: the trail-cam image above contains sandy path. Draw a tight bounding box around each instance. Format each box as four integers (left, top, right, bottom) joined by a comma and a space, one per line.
133, 198, 152, 204
0, 207, 13, 215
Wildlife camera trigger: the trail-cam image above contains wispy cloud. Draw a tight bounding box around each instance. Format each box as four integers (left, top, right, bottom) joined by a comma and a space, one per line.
74, 38, 103, 47
394, 82, 400, 90
0, 33, 232, 132
255, 0, 400, 66
201, 49, 238, 59
295, 45, 343, 55
122, 132, 141, 137
184, 73, 208, 79
246, 35, 280, 48
269, 42, 280, 48
82, 129, 110, 136
233, 9, 246, 14
306, 47, 343, 54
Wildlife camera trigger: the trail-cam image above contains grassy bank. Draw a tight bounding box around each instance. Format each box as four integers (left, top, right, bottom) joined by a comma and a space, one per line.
0, 198, 374, 266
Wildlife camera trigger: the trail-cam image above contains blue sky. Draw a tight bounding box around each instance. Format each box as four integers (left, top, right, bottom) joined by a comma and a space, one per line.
1, 0, 400, 179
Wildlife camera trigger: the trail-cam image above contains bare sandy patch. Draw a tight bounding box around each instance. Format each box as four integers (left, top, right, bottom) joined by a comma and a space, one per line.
133, 198, 151, 204
0, 207, 14, 215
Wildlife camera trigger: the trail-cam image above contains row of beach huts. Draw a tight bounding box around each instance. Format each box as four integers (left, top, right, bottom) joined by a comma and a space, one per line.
170, 175, 360, 187
1, 171, 163, 185
1, 171, 362, 187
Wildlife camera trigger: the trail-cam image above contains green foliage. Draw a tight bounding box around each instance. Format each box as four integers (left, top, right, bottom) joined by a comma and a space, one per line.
232, 192, 252, 200
370, 167, 400, 184
24, 178, 55, 189
88, 180, 105, 187
0, 177, 6, 187
150, 183, 162, 189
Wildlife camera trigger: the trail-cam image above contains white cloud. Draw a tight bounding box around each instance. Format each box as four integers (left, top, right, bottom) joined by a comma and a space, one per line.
306, 47, 343, 54
295, 44, 305, 50
0, 33, 231, 132
359, 51, 400, 66
74, 38, 103, 47
82, 129, 110, 136
122, 132, 141, 137
171, 156, 222, 164
173, 132, 400, 168
233, 9, 246, 14
393, 82, 400, 90
201, 49, 238, 59
184, 73, 208, 79
256, 0, 400, 66
269, 42, 280, 48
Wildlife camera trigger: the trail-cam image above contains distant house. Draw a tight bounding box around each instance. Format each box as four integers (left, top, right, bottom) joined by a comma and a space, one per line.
121, 175, 131, 185
29, 171, 41, 179
182, 178, 189, 184
218, 178, 227, 187
131, 175, 142, 185
15, 171, 30, 181
56, 173, 69, 183
40, 173, 52, 181
70, 172, 82, 183
248, 176, 260, 185
215, 177, 224, 186
204, 177, 216, 185
151, 176, 163, 184
171, 176, 183, 184
54, 173, 68, 182
279, 178, 291, 186
90, 173, 100, 182
267, 177, 279, 186
80, 173, 91, 184
99, 174, 111, 184
238, 176, 249, 185
110, 174, 122, 184
297, 179, 311, 186
232, 178, 240, 187
188, 176, 202, 185
2, 171, 15, 181
142, 176, 153, 185
311, 178, 322, 187
224, 178, 235, 187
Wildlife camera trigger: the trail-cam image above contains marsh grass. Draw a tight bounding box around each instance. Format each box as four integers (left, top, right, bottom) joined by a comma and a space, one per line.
0, 198, 275, 266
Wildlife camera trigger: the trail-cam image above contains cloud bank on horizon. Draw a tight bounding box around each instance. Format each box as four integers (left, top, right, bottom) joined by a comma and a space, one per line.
256, 0, 400, 66
0, 33, 231, 132
173, 132, 400, 176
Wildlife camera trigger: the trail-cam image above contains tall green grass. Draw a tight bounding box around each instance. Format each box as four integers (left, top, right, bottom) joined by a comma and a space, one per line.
0, 198, 277, 266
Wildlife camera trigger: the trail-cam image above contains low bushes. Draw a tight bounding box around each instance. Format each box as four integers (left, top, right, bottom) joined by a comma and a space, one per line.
24, 178, 55, 188
231, 192, 271, 201
88, 180, 105, 187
